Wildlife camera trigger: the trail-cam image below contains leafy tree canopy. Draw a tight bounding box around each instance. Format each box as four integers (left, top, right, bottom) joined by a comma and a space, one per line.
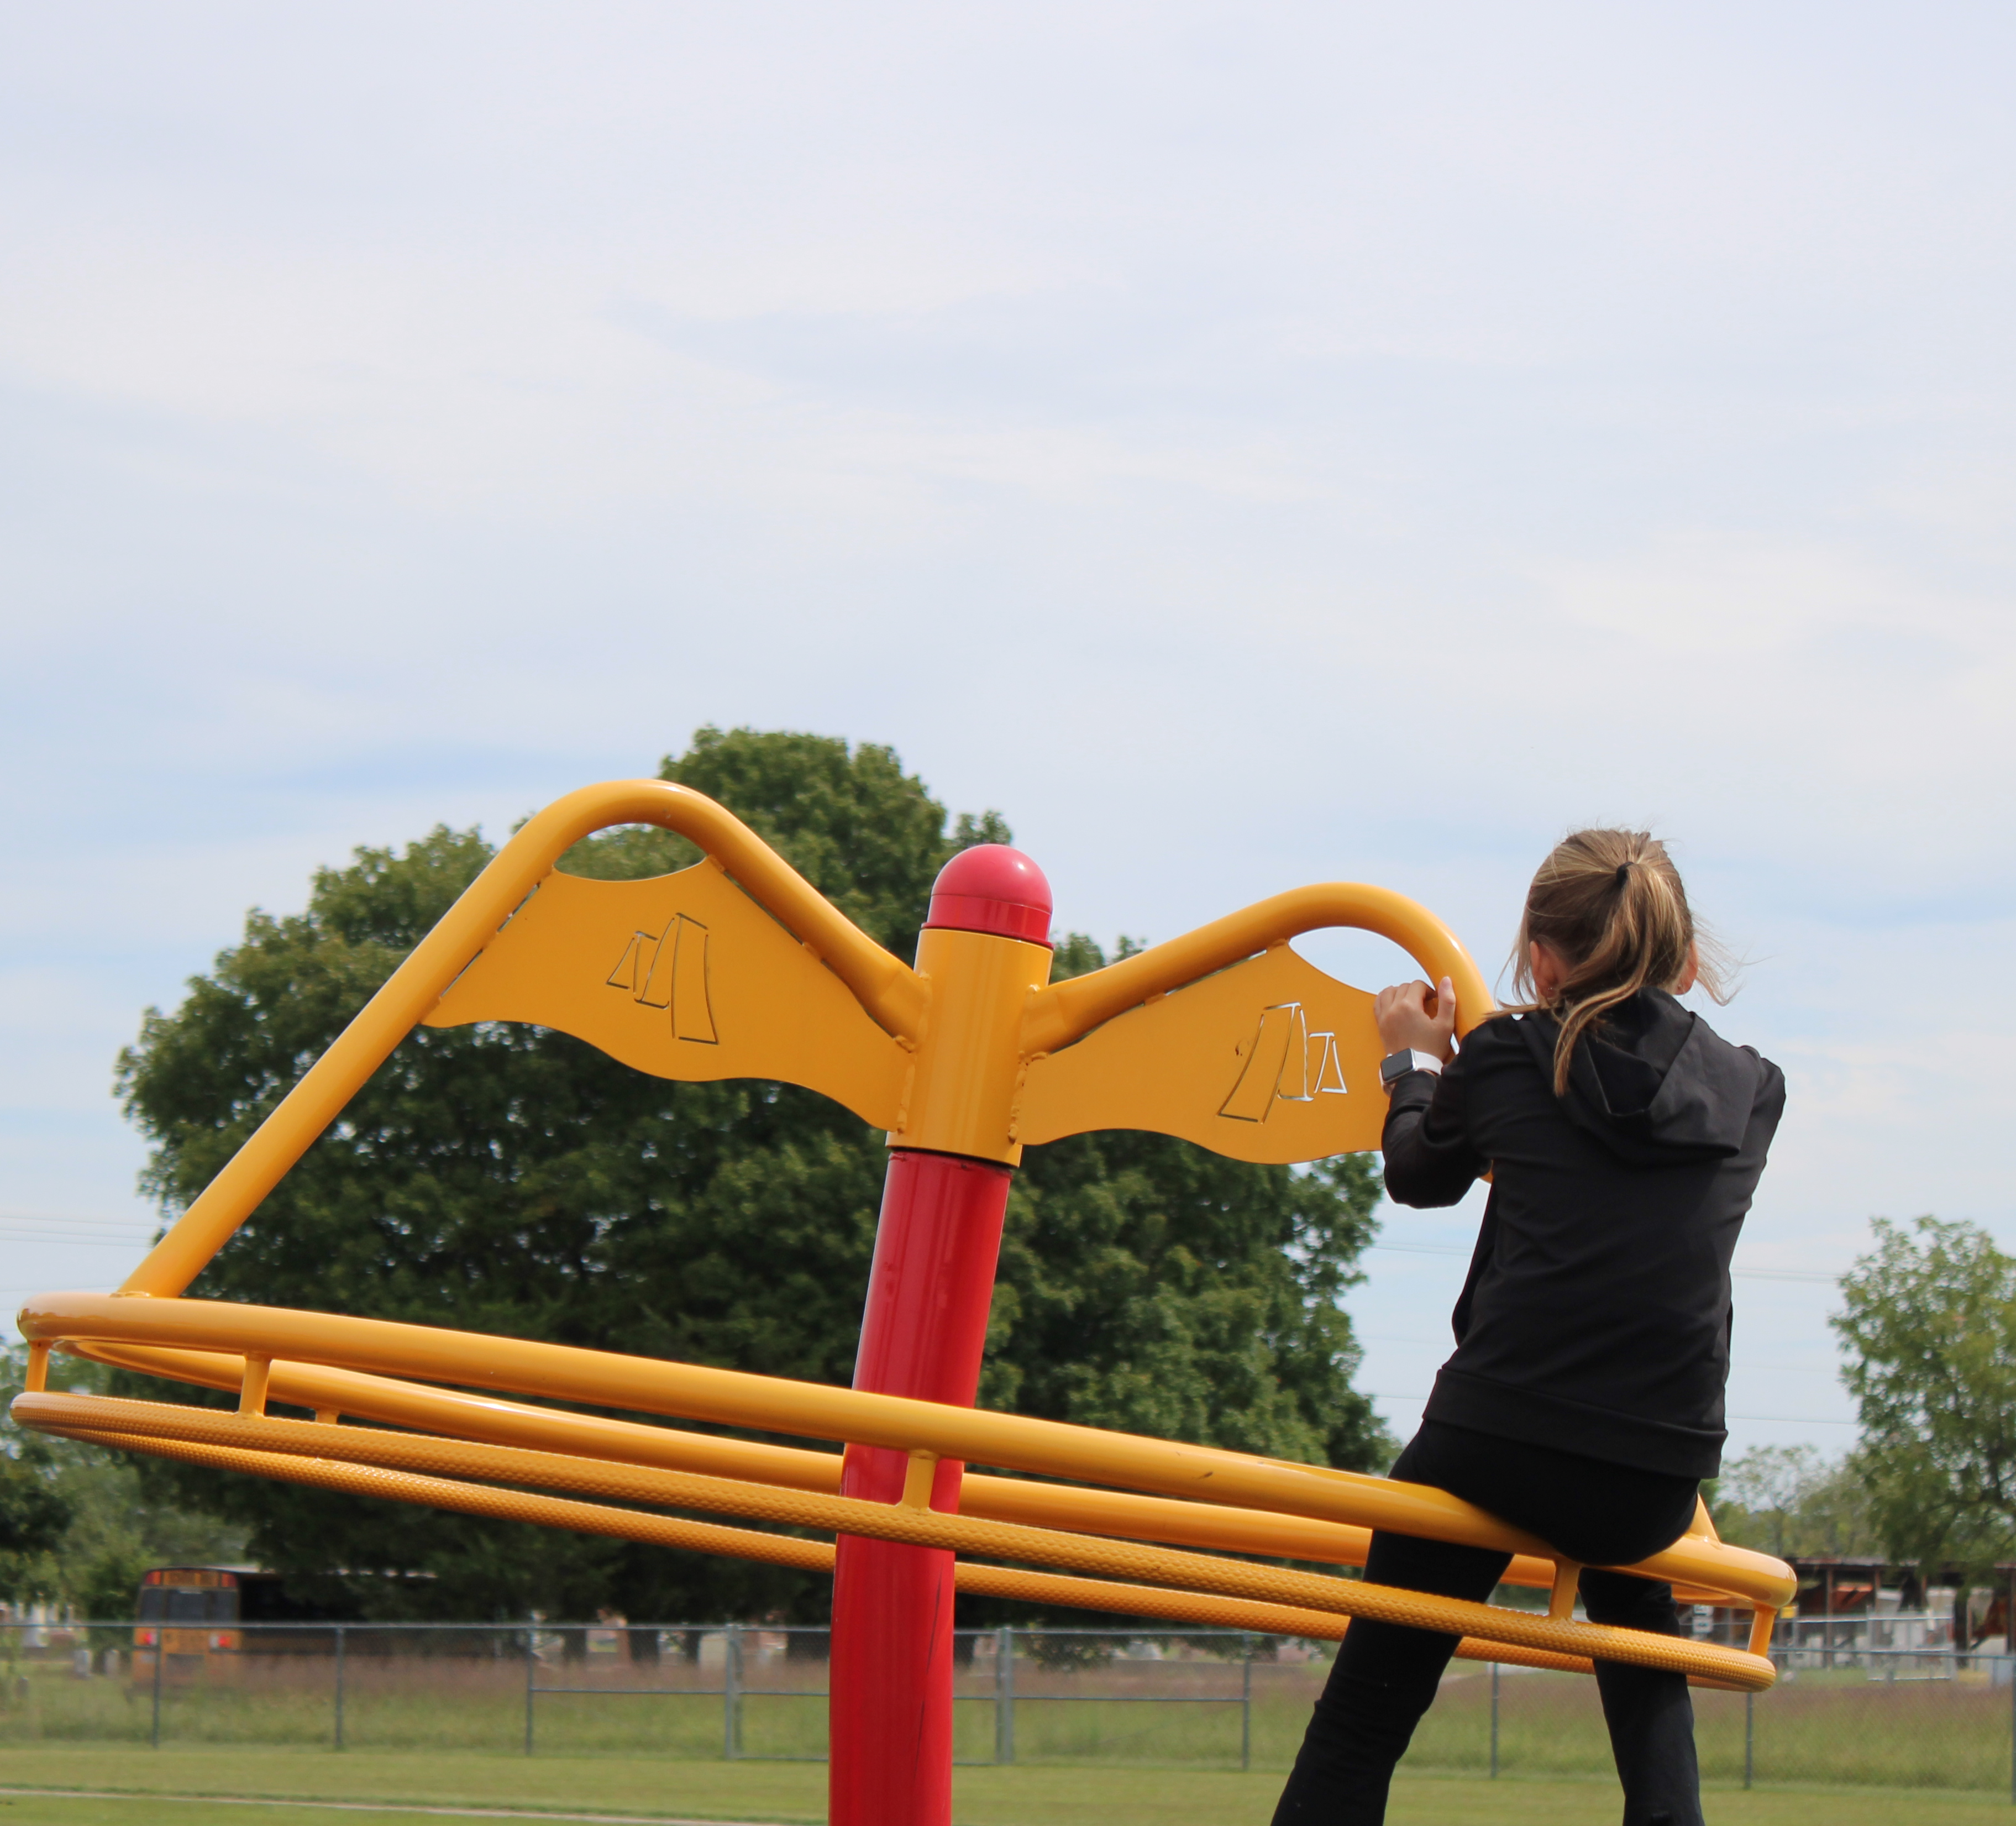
1833, 1215, 2016, 1576
115, 728, 1390, 1625
1708, 1444, 1877, 1562
0, 1440, 71, 1609
0, 1346, 242, 1622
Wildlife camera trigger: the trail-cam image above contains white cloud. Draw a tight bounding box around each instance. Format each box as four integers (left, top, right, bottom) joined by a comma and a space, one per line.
1, 4, 2013, 1437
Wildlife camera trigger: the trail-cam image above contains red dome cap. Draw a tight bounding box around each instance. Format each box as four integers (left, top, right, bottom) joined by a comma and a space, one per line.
924, 845, 1053, 948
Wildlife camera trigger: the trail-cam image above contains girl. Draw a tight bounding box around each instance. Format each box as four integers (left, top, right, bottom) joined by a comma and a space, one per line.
1273, 829, 1784, 1826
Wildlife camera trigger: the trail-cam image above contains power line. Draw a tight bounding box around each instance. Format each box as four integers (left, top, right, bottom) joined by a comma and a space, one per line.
0, 1218, 1849, 1284
1366, 1242, 1841, 1284
1727, 1415, 1857, 1426
0, 1212, 158, 1234
0, 1214, 159, 1250
1363, 1392, 1856, 1426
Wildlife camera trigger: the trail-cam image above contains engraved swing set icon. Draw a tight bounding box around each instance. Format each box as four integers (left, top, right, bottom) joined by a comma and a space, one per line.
605, 913, 718, 1045
1220, 1001, 1348, 1121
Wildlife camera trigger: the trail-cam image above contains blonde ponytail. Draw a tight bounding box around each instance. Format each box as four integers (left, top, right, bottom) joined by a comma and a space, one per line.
1506, 831, 1731, 1095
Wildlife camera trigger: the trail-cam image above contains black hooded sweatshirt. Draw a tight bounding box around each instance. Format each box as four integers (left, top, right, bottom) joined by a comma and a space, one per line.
1383, 989, 1784, 1479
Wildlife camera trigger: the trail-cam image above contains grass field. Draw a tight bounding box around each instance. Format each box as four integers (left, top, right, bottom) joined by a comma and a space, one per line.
0, 1745, 2014, 1826
7, 1650, 2012, 1794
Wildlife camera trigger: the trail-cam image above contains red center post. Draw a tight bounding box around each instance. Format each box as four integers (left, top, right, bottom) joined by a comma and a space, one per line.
828, 846, 1052, 1826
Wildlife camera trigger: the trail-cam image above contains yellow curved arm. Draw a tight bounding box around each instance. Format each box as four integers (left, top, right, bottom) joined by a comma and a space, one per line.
1023, 882, 1493, 1057
119, 780, 925, 1299
1014, 884, 1493, 1162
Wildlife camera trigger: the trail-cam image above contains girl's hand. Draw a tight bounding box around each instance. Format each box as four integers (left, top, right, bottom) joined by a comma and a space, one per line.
1374, 977, 1457, 1062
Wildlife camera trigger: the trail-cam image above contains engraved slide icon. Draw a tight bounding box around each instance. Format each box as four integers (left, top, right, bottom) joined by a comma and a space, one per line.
1219, 1002, 1347, 1122
605, 914, 719, 1044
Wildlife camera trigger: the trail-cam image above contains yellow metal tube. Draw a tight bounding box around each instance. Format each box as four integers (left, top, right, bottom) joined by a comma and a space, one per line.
66, 1337, 1571, 1591
950, 1563, 1599, 1677
894, 926, 1052, 1162
25, 1294, 1574, 1551
237, 1355, 271, 1417
70, 1338, 855, 1485
1022, 883, 1494, 1057
71, 1340, 1558, 1590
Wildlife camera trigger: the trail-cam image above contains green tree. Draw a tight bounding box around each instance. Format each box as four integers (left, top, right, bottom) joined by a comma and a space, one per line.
0, 1346, 241, 1629
1708, 1444, 1876, 1561
0, 1445, 70, 1609
114, 727, 1390, 1626
1833, 1216, 2016, 1578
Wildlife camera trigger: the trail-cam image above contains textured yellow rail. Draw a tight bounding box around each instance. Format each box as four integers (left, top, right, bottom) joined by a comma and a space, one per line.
64, 1336, 1608, 1597
44, 1415, 1595, 1676
17, 1294, 1795, 1617
21, 1392, 1771, 1690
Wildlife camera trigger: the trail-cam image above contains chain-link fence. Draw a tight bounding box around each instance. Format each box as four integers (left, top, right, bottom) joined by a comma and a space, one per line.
2, 1621, 2014, 1796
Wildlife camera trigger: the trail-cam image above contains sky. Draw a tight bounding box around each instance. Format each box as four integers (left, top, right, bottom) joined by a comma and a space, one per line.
3, 3, 2013, 1463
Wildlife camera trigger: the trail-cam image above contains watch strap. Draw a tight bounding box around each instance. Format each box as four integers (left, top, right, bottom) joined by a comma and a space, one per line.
1379, 1048, 1444, 1089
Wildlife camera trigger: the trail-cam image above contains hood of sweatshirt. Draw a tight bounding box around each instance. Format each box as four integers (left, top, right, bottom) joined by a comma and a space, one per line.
1515, 989, 1768, 1163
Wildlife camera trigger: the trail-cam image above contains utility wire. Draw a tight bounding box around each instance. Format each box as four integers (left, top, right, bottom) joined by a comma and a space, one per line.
1367, 1241, 1840, 1284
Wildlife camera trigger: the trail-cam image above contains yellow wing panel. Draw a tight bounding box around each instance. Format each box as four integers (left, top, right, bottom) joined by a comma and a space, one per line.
423, 863, 909, 1129
1016, 945, 1386, 1163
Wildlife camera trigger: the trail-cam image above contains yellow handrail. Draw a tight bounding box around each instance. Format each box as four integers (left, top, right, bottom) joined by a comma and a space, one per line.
40, 1415, 1610, 1675
1022, 882, 1492, 1056
60, 1335, 1581, 1593
21, 1392, 1775, 1691
18, 1292, 1793, 1613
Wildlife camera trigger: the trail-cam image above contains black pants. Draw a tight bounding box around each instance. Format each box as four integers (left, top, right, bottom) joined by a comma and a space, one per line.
1273, 1421, 1703, 1826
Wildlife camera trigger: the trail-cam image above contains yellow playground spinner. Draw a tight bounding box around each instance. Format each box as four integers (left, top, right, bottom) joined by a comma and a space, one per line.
10, 780, 1796, 1826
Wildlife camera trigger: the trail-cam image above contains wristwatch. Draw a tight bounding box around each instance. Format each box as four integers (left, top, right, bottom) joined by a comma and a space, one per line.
1378, 1049, 1444, 1092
